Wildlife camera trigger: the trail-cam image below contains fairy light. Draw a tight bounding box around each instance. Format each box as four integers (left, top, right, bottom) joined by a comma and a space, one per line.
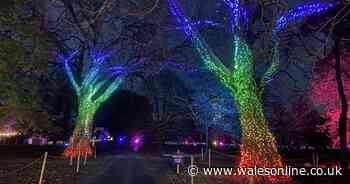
273, 1, 337, 34
168, 0, 336, 182
174, 20, 225, 30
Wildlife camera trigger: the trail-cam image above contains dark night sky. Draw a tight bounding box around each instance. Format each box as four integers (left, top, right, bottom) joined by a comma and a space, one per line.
94, 90, 153, 134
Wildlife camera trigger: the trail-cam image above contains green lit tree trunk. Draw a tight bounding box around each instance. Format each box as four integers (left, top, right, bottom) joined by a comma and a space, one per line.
71, 106, 95, 141
167, 0, 335, 182
65, 96, 101, 157
232, 85, 283, 169
59, 49, 125, 157
229, 51, 288, 183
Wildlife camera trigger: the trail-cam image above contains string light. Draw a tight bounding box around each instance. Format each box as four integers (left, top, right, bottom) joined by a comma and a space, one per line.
273, 1, 337, 34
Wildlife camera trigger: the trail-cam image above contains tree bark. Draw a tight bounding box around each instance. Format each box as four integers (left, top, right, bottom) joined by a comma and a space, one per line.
334, 37, 348, 169
64, 105, 96, 158
230, 65, 290, 183
232, 86, 289, 183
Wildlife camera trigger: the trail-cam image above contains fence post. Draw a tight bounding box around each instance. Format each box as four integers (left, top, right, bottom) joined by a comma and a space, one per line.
208, 148, 211, 168
83, 152, 88, 166
92, 137, 97, 159
76, 146, 81, 173
38, 152, 48, 184
94, 146, 97, 159
201, 146, 204, 161
191, 155, 194, 184
70, 156, 73, 166
176, 163, 179, 174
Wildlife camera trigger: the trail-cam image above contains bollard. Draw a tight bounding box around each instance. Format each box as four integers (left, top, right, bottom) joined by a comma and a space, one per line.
94, 146, 97, 159
38, 152, 48, 184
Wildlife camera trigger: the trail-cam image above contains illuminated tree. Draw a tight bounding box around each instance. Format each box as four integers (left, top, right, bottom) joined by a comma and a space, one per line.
44, 0, 166, 157
168, 0, 337, 182
311, 51, 350, 148
58, 49, 142, 157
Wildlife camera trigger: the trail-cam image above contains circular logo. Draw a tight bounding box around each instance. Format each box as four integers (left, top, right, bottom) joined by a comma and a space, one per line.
187, 165, 199, 177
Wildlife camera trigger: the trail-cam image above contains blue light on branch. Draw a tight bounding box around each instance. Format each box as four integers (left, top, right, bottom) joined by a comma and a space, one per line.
273, 1, 337, 34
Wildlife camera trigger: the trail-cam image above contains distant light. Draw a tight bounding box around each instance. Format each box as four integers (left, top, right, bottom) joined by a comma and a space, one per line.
116, 135, 126, 144
212, 140, 218, 147
0, 131, 18, 137
219, 141, 224, 147
131, 135, 143, 152
131, 135, 142, 146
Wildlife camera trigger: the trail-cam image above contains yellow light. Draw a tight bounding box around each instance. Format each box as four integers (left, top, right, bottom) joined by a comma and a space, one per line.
0, 132, 18, 137
212, 140, 218, 147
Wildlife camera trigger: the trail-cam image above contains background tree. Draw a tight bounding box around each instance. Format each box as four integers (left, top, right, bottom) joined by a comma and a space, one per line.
0, 0, 60, 136
173, 70, 240, 150
311, 51, 350, 148
269, 97, 331, 150
303, 2, 350, 169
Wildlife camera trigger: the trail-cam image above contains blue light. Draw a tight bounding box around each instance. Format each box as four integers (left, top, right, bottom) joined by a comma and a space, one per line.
117, 135, 126, 144
273, 1, 337, 34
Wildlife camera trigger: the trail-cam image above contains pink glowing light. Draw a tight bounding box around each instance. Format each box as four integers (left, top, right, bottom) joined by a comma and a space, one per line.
131, 135, 143, 146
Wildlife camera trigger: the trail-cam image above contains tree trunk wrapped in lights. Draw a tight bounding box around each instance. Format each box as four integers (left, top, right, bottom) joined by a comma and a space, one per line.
58, 50, 140, 157
168, 0, 337, 183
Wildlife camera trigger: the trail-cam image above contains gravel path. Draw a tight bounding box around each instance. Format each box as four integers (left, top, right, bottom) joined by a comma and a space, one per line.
86, 155, 172, 184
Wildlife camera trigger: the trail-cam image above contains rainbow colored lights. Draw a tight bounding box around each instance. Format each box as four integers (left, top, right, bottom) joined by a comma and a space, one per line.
168, 0, 336, 182
59, 49, 141, 157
